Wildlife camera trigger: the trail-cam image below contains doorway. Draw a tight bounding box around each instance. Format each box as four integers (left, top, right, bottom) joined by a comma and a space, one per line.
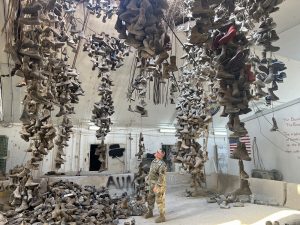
89, 144, 100, 171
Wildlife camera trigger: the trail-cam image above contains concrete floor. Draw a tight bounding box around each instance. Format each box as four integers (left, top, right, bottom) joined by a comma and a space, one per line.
124, 187, 300, 225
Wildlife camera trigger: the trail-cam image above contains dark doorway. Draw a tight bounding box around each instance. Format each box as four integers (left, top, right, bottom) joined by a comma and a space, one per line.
89, 144, 101, 171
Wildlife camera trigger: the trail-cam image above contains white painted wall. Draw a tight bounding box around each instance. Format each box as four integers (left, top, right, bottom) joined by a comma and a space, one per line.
228, 99, 300, 184
0, 124, 227, 176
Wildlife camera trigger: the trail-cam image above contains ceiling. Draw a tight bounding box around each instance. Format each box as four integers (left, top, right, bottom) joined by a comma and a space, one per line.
1, 0, 300, 129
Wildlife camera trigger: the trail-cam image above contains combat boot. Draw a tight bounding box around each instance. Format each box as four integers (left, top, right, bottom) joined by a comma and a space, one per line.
155, 214, 166, 223
144, 210, 153, 219
233, 179, 252, 196
231, 142, 251, 161
168, 56, 178, 72
270, 117, 278, 131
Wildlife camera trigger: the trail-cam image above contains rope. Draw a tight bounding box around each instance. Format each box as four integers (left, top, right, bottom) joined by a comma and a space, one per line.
164, 78, 170, 107
252, 137, 265, 170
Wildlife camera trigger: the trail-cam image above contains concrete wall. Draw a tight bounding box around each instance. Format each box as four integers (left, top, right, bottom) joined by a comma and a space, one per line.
206, 174, 300, 210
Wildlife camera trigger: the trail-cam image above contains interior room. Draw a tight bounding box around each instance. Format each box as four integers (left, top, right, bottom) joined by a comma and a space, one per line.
0, 0, 300, 224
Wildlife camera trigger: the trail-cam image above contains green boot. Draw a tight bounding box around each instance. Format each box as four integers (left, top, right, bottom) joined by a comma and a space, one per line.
144, 210, 153, 219
155, 214, 166, 223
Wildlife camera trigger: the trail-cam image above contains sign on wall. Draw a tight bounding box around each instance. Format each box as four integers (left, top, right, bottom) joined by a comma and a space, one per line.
282, 116, 300, 153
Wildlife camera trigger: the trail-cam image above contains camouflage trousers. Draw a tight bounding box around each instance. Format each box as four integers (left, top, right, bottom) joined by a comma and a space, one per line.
147, 183, 166, 215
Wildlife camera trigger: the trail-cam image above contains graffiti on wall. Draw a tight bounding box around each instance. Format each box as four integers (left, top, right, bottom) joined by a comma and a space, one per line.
106, 174, 134, 190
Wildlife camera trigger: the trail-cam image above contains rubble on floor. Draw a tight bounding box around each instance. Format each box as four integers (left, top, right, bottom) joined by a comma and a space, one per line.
0, 180, 147, 225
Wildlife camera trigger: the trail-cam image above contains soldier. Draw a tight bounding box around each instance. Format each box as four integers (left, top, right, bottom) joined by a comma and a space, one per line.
144, 149, 167, 223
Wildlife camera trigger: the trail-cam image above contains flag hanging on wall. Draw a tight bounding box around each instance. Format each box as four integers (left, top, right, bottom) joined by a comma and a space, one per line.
229, 134, 252, 156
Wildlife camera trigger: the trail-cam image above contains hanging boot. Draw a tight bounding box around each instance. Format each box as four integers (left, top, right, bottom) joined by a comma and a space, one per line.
27, 189, 33, 202
126, 0, 139, 11
255, 86, 268, 97
162, 62, 170, 79
232, 115, 248, 136
264, 67, 274, 84
194, 156, 203, 168
181, 139, 190, 149
268, 88, 279, 101
270, 117, 278, 131
155, 51, 169, 65
17, 167, 30, 178
56, 106, 66, 117
134, 8, 146, 31
271, 80, 278, 91
232, 81, 240, 97
218, 25, 237, 45
192, 0, 213, 15
189, 25, 209, 44
13, 185, 21, 199
168, 56, 178, 72
180, 125, 189, 134
214, 45, 227, 64
220, 106, 228, 117
231, 142, 251, 161
233, 179, 252, 196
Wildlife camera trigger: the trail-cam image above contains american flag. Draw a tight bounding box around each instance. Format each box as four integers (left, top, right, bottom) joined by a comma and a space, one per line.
229, 134, 252, 156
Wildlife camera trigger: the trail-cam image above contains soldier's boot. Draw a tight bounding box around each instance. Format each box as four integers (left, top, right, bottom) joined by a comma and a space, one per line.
155, 213, 166, 223
144, 210, 153, 219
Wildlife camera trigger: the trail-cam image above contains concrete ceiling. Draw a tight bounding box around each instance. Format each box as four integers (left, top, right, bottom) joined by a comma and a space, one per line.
1, 0, 300, 129
271, 0, 300, 61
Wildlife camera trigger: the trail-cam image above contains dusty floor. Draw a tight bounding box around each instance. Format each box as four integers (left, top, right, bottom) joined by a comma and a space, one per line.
124, 187, 300, 225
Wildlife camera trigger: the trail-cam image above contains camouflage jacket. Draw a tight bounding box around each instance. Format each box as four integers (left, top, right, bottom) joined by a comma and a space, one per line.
148, 159, 167, 187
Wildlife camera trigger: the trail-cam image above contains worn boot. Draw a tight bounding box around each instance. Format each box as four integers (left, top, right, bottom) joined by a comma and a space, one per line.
13, 185, 21, 199
15, 196, 29, 213
233, 179, 252, 196
162, 62, 170, 79
268, 88, 279, 101
232, 81, 240, 97
231, 142, 251, 161
156, 51, 169, 65
232, 115, 248, 136
144, 210, 153, 219
168, 56, 178, 72
270, 117, 278, 131
155, 213, 166, 223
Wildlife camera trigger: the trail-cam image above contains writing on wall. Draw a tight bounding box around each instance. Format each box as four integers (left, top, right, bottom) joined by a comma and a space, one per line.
283, 117, 300, 155
106, 174, 134, 190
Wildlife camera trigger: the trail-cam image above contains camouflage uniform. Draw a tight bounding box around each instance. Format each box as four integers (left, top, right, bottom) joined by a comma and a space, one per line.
147, 159, 167, 215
